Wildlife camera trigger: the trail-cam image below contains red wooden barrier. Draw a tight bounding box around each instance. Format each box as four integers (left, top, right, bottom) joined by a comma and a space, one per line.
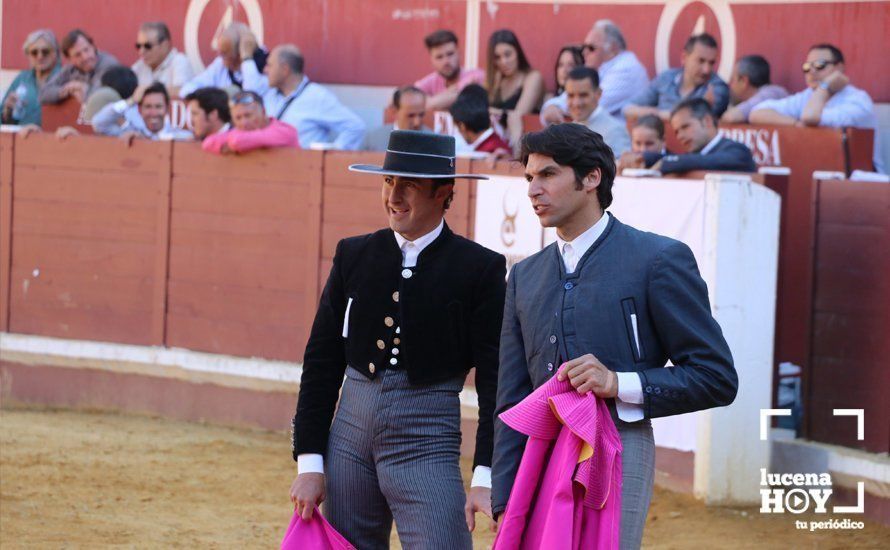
807, 178, 889, 453
8, 134, 170, 344
0, 133, 13, 331
165, 144, 322, 362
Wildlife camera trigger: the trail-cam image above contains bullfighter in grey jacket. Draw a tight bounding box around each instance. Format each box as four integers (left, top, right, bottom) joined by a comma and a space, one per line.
491, 123, 738, 549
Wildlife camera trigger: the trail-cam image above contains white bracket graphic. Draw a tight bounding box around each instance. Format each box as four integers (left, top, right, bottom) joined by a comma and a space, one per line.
833, 482, 865, 514
760, 408, 791, 440
832, 408, 865, 441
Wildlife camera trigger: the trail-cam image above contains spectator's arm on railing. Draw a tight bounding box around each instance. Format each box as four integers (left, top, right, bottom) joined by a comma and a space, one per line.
91, 100, 128, 137
38, 69, 68, 105
227, 121, 298, 152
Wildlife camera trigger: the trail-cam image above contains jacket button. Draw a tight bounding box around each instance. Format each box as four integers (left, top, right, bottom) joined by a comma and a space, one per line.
384, 316, 394, 327
376, 340, 385, 350
389, 357, 398, 366
564, 282, 574, 290
547, 363, 554, 371
549, 335, 557, 344
393, 337, 401, 345
645, 385, 653, 393
369, 363, 376, 374
392, 291, 399, 302
654, 387, 662, 395
401, 269, 412, 279
392, 348, 399, 355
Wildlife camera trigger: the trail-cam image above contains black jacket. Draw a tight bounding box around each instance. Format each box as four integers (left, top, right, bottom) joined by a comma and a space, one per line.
644, 136, 757, 174
293, 223, 507, 469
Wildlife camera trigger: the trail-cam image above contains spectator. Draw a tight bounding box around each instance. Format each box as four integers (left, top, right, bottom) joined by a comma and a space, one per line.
179, 23, 268, 97
415, 30, 485, 111
450, 84, 511, 156
365, 86, 430, 151
131, 22, 194, 97
751, 44, 882, 173
549, 45, 583, 100
82, 64, 139, 121
202, 90, 298, 154
244, 44, 365, 150
564, 67, 631, 157
486, 29, 544, 147
185, 87, 231, 140
39, 29, 119, 105
646, 98, 755, 174
721, 55, 788, 123
616, 114, 668, 173
1, 29, 61, 126
542, 20, 649, 123
92, 81, 192, 141
624, 33, 729, 121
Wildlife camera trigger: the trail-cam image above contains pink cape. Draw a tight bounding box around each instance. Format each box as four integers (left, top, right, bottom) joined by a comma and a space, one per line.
281, 507, 354, 550
493, 375, 623, 550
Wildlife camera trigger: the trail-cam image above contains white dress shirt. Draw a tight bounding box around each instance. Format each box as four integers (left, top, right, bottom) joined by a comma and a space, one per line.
299, 219, 493, 487
179, 56, 251, 98
131, 48, 194, 90
91, 99, 193, 141
555, 213, 645, 422
240, 64, 366, 150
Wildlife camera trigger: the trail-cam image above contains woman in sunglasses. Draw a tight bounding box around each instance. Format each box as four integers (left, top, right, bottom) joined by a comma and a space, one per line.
1, 29, 61, 126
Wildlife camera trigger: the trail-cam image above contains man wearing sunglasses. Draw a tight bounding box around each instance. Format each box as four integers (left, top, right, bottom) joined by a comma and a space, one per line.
39, 29, 118, 105
751, 43, 882, 173
541, 20, 648, 124
1, 29, 61, 126
131, 22, 193, 98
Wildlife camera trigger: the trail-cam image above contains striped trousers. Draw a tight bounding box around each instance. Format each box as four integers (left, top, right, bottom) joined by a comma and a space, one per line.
324, 366, 472, 550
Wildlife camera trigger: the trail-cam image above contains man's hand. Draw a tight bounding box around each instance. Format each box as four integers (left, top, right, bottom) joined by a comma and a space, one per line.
541, 104, 566, 126
703, 84, 716, 107
557, 353, 618, 397
62, 81, 88, 103
290, 472, 326, 521
617, 151, 645, 173
56, 126, 80, 141
823, 72, 849, 95
239, 30, 258, 61
18, 124, 42, 138
119, 131, 141, 147
2, 92, 18, 119
464, 486, 492, 532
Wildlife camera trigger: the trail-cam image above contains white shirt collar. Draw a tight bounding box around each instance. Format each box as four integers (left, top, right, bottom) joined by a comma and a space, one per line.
393, 218, 445, 267
555, 212, 610, 272
468, 127, 495, 150
699, 133, 723, 155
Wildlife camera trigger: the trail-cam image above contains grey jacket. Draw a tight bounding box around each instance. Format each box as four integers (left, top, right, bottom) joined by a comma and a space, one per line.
491, 214, 737, 515
39, 51, 119, 105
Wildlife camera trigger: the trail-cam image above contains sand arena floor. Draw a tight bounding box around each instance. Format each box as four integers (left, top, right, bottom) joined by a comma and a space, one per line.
1, 408, 888, 549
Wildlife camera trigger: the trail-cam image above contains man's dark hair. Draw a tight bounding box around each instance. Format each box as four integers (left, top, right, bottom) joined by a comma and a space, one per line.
139, 81, 170, 106
61, 29, 94, 56
809, 43, 844, 64
140, 22, 171, 43
671, 97, 714, 124
185, 87, 232, 123
736, 55, 771, 88
424, 29, 458, 50
100, 65, 138, 100
520, 123, 617, 209
432, 179, 455, 211
392, 86, 425, 109
449, 84, 490, 133
567, 66, 600, 89
633, 114, 665, 140
684, 33, 718, 53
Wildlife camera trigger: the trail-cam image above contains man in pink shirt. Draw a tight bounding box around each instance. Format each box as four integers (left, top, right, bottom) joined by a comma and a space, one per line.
202, 90, 298, 154
415, 30, 485, 111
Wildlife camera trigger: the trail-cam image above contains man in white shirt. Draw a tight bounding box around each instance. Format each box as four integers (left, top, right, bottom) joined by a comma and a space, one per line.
92, 81, 192, 141
750, 43, 883, 173
364, 86, 431, 151
178, 23, 267, 98
243, 44, 366, 150
541, 20, 648, 123
131, 22, 193, 97
564, 67, 631, 157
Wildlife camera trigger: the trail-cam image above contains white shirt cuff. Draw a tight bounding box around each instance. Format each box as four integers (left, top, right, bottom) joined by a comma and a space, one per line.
297, 453, 324, 474
112, 99, 128, 114
615, 371, 645, 422
471, 466, 491, 488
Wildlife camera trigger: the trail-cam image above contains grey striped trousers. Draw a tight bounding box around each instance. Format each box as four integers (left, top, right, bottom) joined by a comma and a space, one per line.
616, 418, 656, 550
324, 366, 472, 550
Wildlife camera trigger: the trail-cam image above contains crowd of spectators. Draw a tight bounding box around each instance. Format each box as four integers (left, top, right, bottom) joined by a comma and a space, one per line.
1, 19, 882, 172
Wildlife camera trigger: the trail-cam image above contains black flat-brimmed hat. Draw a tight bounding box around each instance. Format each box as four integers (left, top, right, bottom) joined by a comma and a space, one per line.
349, 130, 488, 180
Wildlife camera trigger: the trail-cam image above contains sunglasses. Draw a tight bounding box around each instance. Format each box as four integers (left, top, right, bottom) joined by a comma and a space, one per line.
581, 43, 597, 54
230, 93, 261, 106
135, 42, 157, 51
28, 48, 52, 58
802, 60, 835, 74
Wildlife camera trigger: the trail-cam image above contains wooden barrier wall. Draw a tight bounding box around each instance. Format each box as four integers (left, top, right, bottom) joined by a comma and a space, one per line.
808, 179, 890, 453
